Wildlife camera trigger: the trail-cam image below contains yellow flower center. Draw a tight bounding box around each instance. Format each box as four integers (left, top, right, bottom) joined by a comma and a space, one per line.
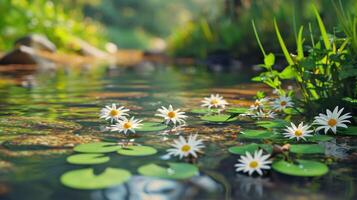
328, 118, 337, 127
167, 111, 176, 118
123, 122, 132, 129
181, 144, 191, 152
294, 130, 303, 136
254, 102, 260, 107
280, 101, 287, 106
210, 99, 219, 105
110, 110, 119, 117
249, 161, 258, 168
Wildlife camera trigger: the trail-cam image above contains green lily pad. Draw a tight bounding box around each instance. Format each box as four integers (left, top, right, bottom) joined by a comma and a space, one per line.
138, 162, 199, 179
272, 159, 329, 177
117, 146, 157, 156
67, 154, 110, 165
228, 143, 273, 155
290, 144, 325, 154
61, 167, 131, 190
74, 142, 121, 153
226, 107, 249, 114
256, 119, 289, 129
308, 135, 334, 142
283, 108, 303, 115
200, 114, 237, 123
136, 122, 167, 132
339, 126, 357, 136
190, 108, 220, 114
238, 129, 278, 139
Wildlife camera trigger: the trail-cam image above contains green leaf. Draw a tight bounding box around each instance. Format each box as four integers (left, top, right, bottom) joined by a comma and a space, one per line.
279, 65, 295, 79
61, 168, 131, 190
297, 26, 305, 60
136, 122, 167, 132
290, 144, 325, 154
67, 154, 110, 165
252, 19, 266, 56
313, 6, 331, 49
239, 129, 279, 139
339, 126, 357, 136
264, 53, 275, 68
117, 146, 157, 156
138, 162, 199, 179
228, 143, 273, 155
200, 114, 237, 123
272, 159, 329, 177
190, 108, 220, 114
226, 107, 249, 114
274, 19, 294, 65
308, 134, 334, 142
74, 142, 121, 153
256, 119, 289, 129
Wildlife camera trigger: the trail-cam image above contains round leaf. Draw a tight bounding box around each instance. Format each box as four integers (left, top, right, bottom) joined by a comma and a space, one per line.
190, 108, 219, 114
136, 122, 167, 132
67, 154, 110, 165
200, 114, 236, 123
226, 107, 249, 114
228, 143, 273, 155
272, 159, 329, 177
74, 142, 121, 153
290, 144, 325, 154
239, 129, 278, 139
117, 146, 157, 156
256, 119, 289, 129
138, 162, 199, 179
308, 135, 334, 142
61, 168, 131, 189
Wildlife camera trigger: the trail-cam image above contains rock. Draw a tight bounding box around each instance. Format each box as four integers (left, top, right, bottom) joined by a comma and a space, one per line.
15, 34, 56, 52
73, 38, 108, 58
0, 46, 37, 65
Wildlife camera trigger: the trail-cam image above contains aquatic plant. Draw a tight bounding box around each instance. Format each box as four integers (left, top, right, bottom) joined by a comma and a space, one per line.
235, 149, 272, 176
155, 105, 187, 126
166, 134, 205, 159
313, 106, 352, 134
110, 116, 143, 135
282, 122, 313, 141
201, 94, 228, 110
99, 103, 130, 123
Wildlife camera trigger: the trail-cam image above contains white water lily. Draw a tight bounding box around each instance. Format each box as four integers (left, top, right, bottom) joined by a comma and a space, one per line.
272, 96, 293, 111
249, 97, 269, 110
283, 122, 313, 141
201, 94, 228, 109
166, 134, 205, 159
110, 117, 143, 134
314, 106, 351, 134
100, 103, 130, 123
155, 105, 187, 126
235, 149, 271, 176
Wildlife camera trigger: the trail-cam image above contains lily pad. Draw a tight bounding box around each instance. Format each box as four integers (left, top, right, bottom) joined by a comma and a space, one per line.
226, 107, 249, 114
74, 142, 121, 153
136, 122, 167, 132
190, 108, 220, 114
61, 168, 131, 189
117, 146, 157, 156
339, 126, 357, 136
238, 129, 278, 139
67, 154, 110, 165
228, 143, 273, 155
283, 108, 303, 115
200, 114, 237, 123
308, 135, 334, 142
256, 119, 289, 129
138, 162, 199, 179
290, 144, 325, 154
272, 159, 329, 177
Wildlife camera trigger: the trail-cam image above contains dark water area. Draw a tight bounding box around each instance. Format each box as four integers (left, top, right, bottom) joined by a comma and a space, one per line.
0, 64, 356, 200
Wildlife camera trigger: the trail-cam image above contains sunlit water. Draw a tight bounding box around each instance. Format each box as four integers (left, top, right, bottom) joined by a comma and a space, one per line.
0, 64, 356, 200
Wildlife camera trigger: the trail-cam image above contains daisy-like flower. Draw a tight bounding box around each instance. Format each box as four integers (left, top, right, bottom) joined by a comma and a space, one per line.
201, 94, 228, 109
100, 103, 130, 123
110, 117, 143, 134
235, 149, 272, 176
249, 98, 269, 110
283, 122, 313, 141
155, 105, 187, 126
314, 106, 351, 134
254, 110, 276, 119
272, 96, 293, 111
166, 134, 205, 159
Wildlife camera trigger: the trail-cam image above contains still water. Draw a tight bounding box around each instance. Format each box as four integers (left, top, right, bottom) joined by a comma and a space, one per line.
0, 64, 356, 200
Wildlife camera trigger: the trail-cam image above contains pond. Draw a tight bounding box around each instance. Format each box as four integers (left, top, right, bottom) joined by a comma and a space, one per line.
0, 64, 356, 200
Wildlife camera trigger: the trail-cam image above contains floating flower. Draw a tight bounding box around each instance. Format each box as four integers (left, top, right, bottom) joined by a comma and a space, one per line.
249, 98, 269, 110
201, 94, 228, 109
283, 122, 313, 141
110, 117, 142, 134
235, 149, 271, 176
272, 95, 293, 111
314, 106, 351, 134
155, 105, 187, 126
100, 103, 130, 123
166, 134, 205, 159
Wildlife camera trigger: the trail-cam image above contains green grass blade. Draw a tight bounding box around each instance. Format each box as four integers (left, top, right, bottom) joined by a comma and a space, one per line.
313, 5, 331, 49
274, 19, 294, 65
297, 26, 304, 60
252, 20, 266, 56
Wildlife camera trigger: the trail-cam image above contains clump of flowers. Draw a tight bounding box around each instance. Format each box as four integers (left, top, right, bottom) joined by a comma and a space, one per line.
314, 106, 351, 134
156, 105, 187, 126
235, 149, 272, 176
99, 103, 130, 123
201, 94, 228, 109
166, 134, 205, 159
110, 116, 143, 134
283, 122, 313, 141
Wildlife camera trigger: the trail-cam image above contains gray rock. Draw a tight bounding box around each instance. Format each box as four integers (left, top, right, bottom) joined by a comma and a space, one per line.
15, 34, 56, 52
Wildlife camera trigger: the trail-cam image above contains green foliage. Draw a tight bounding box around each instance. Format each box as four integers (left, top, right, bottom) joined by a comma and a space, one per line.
0, 0, 107, 51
